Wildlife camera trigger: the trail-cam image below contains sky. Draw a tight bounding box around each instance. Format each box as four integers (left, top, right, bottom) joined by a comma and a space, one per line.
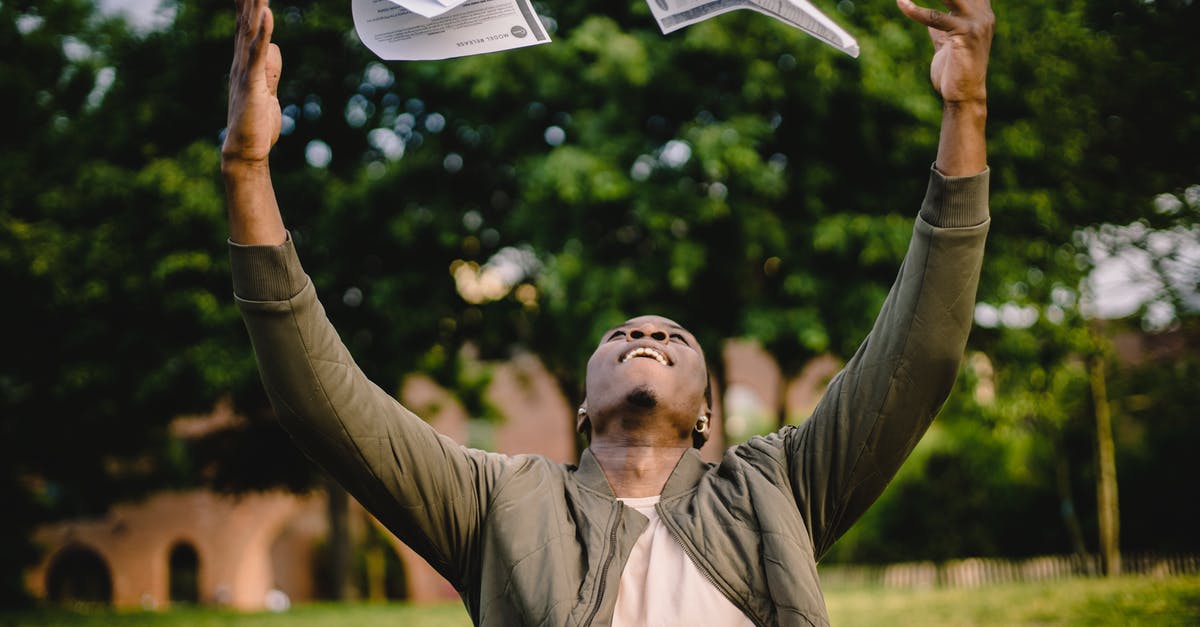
96, 0, 175, 32
1083, 221, 1200, 328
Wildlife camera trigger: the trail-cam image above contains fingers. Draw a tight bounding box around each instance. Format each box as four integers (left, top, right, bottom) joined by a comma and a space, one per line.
231, 0, 263, 77
234, 0, 269, 50
938, 0, 992, 18
247, 0, 274, 78
896, 0, 965, 32
235, 0, 256, 41
260, 0, 274, 43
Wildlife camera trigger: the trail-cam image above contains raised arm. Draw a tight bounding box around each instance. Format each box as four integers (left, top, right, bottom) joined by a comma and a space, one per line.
740, 0, 995, 558
222, 0, 286, 245
222, 0, 507, 588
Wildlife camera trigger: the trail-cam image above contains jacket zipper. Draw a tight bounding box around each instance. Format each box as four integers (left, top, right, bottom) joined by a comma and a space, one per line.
582, 502, 622, 627
658, 503, 767, 627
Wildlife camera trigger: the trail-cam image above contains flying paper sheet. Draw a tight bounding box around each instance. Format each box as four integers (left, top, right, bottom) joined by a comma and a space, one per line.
645, 0, 859, 58
387, 0, 469, 20
353, 0, 551, 61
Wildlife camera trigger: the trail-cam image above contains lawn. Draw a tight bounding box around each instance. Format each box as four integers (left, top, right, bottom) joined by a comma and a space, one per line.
4, 575, 1197, 626
824, 575, 1200, 626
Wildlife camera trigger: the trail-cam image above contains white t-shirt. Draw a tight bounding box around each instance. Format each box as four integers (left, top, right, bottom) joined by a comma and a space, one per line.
613, 495, 755, 627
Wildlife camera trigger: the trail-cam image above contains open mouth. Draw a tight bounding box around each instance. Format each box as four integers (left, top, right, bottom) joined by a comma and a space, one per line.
619, 346, 672, 366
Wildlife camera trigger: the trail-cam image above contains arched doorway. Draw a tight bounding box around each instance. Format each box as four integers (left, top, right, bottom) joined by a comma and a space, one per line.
168, 541, 200, 604
46, 545, 112, 605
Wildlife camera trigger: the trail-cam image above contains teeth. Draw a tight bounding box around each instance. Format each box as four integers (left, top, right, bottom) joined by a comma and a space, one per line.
620, 347, 670, 366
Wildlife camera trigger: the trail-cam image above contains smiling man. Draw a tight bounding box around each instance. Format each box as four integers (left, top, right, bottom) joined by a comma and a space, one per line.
223, 0, 994, 624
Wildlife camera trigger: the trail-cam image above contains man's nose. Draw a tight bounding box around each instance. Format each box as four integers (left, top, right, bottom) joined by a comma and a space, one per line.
628, 323, 668, 343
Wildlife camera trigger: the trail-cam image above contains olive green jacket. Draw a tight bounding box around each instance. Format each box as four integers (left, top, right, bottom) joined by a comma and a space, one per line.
231, 167, 989, 626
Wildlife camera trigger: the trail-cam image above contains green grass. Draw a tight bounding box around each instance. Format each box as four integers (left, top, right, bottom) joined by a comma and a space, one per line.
4, 576, 1197, 626
824, 575, 1200, 626
0, 603, 470, 627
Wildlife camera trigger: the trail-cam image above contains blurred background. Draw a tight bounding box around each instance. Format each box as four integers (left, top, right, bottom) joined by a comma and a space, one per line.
2, 0, 1198, 623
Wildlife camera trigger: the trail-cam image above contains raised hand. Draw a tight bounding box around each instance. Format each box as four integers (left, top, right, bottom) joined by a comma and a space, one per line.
221, 0, 287, 246
896, 0, 992, 175
896, 0, 994, 105
223, 0, 283, 167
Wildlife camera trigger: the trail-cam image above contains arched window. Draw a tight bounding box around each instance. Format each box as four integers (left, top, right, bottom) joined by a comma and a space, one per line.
46, 545, 112, 605
168, 541, 200, 604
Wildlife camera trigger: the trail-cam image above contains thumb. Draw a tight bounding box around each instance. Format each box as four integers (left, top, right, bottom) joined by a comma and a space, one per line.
928, 26, 946, 52
266, 43, 282, 96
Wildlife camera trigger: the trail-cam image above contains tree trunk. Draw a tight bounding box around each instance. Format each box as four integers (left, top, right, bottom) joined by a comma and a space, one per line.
1054, 454, 1089, 558
326, 478, 356, 599
1090, 354, 1121, 576
364, 543, 387, 602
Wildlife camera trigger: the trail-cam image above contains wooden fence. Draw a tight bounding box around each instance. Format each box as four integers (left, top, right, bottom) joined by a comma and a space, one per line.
817, 553, 1200, 590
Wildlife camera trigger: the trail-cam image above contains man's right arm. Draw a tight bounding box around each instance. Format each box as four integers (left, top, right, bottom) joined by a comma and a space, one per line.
222, 0, 505, 587
230, 238, 505, 588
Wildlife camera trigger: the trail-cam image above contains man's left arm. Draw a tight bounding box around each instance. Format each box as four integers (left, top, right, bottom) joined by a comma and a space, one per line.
742, 0, 995, 558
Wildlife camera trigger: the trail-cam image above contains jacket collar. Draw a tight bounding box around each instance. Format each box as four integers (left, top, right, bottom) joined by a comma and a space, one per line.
575, 447, 709, 499
659, 448, 709, 498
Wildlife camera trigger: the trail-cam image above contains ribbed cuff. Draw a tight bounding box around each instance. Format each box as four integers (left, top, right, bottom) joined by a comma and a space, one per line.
229, 233, 308, 301
919, 164, 990, 228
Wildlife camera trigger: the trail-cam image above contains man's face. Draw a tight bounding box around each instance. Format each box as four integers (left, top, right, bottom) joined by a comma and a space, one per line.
583, 315, 709, 437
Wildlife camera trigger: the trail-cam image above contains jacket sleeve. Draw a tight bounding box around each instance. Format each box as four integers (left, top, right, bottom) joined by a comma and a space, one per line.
742, 166, 990, 559
230, 236, 507, 589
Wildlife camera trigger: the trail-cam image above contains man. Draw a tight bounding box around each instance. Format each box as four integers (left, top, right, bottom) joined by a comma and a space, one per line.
222, 0, 993, 624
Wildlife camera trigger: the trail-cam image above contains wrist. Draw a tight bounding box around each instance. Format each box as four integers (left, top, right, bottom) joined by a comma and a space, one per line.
221, 156, 271, 180
935, 98, 988, 177
942, 98, 988, 119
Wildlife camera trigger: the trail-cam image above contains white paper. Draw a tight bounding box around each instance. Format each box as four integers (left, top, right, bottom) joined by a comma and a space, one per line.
646, 0, 859, 58
353, 0, 552, 61
385, 0, 468, 20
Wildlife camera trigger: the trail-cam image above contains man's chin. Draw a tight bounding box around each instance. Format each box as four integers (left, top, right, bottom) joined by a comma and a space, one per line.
625, 385, 658, 409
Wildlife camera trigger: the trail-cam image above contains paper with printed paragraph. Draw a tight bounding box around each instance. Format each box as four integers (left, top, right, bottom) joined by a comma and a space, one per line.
645, 0, 859, 57
386, 0, 468, 19
353, 0, 551, 61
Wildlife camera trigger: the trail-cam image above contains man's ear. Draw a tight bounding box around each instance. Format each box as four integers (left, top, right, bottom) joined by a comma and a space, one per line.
692, 409, 712, 450
576, 404, 590, 434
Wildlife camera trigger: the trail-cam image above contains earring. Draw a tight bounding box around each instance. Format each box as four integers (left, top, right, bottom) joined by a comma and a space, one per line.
695, 414, 709, 435
576, 407, 591, 436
